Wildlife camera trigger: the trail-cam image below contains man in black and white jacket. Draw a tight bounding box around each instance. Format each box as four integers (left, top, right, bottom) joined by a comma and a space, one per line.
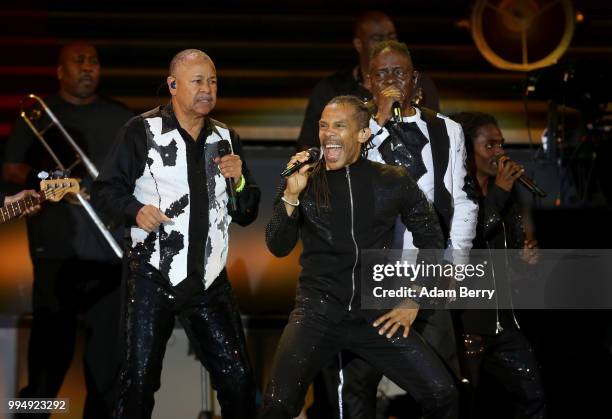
92, 49, 259, 419
339, 41, 478, 417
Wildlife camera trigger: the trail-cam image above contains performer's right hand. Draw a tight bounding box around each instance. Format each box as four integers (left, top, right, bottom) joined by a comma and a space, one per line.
494, 155, 524, 192
282, 151, 312, 214
136, 205, 172, 233
374, 86, 403, 126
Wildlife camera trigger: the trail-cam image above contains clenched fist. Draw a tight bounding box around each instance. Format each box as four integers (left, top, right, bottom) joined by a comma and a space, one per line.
136, 205, 172, 233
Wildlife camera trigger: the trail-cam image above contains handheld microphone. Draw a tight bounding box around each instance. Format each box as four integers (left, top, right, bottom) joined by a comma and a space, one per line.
280, 147, 321, 178
391, 101, 403, 124
217, 140, 237, 211
496, 154, 547, 198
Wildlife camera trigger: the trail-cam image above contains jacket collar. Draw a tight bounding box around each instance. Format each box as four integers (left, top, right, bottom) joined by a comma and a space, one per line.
159, 103, 214, 139
324, 155, 367, 173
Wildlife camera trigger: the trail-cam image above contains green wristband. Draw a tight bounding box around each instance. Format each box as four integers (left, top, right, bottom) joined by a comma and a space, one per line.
235, 175, 246, 193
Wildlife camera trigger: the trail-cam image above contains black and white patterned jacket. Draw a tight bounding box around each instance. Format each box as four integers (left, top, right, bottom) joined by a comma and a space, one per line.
366, 107, 478, 263
93, 104, 260, 287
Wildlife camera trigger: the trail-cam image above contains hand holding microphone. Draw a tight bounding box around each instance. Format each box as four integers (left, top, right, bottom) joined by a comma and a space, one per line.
495, 154, 547, 197
280, 147, 320, 178
374, 86, 404, 125
215, 139, 242, 211
281, 148, 320, 212
495, 154, 524, 192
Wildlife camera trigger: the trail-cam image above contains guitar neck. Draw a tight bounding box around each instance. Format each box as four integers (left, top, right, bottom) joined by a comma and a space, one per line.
0, 191, 47, 224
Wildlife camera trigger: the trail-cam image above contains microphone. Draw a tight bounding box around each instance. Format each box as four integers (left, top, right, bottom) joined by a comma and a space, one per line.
217, 140, 237, 211
280, 147, 321, 178
495, 154, 547, 198
391, 101, 403, 124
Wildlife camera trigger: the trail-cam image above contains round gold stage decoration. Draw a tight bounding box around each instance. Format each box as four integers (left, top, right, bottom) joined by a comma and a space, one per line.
471, 0, 575, 72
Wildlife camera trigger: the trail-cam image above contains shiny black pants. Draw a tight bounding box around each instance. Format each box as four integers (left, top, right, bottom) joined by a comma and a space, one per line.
335, 331, 545, 419
114, 266, 255, 419
259, 307, 458, 419
462, 330, 546, 419
310, 311, 460, 419
18, 258, 121, 419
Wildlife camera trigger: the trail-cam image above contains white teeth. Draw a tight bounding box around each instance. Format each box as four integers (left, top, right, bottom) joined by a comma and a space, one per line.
326, 144, 342, 149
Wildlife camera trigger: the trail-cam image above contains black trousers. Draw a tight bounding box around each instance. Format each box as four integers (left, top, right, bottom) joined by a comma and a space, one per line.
114, 264, 255, 419
18, 258, 122, 419
259, 305, 458, 419
309, 311, 460, 419
462, 329, 546, 419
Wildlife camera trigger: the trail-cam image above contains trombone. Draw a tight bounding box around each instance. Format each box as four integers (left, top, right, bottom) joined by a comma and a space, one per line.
19, 94, 123, 259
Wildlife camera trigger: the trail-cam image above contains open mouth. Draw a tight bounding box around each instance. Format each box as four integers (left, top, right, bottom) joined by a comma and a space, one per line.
323, 142, 343, 162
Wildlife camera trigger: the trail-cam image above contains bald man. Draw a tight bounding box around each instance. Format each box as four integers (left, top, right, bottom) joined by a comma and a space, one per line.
297, 10, 440, 150
3, 42, 132, 418
93, 49, 259, 418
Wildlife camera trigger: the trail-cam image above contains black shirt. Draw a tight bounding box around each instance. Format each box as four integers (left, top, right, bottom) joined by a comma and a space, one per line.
3, 94, 132, 260
171, 111, 211, 278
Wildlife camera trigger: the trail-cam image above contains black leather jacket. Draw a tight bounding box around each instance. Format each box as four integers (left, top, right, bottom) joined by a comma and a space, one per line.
462, 182, 527, 335
265, 158, 444, 321
474, 183, 526, 250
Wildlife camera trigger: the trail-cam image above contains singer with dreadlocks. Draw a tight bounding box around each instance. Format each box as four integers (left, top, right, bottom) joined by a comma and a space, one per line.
260, 95, 458, 419
451, 111, 546, 418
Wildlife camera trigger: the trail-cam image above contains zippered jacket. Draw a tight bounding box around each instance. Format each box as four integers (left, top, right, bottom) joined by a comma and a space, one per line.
266, 157, 444, 321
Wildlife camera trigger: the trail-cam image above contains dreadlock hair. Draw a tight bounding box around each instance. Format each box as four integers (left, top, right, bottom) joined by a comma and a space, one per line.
449, 112, 499, 157
327, 95, 371, 129
450, 112, 500, 179
307, 95, 373, 211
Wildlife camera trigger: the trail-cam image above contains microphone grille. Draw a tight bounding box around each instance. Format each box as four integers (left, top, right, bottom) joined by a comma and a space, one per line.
307, 147, 321, 162
217, 139, 232, 157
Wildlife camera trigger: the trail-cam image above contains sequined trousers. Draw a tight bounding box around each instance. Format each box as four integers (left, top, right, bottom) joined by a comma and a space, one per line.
113, 263, 256, 419
462, 329, 546, 419
259, 304, 458, 419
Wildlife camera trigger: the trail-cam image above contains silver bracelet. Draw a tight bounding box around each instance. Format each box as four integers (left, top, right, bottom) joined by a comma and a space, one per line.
281, 196, 300, 207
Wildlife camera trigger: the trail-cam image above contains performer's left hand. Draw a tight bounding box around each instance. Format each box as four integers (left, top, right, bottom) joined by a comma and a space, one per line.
373, 306, 419, 339
4, 189, 41, 217
215, 154, 242, 183
520, 238, 539, 265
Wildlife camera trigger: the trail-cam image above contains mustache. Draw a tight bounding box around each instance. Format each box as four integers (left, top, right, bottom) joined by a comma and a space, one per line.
321, 139, 341, 147
78, 74, 94, 83
195, 94, 214, 102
